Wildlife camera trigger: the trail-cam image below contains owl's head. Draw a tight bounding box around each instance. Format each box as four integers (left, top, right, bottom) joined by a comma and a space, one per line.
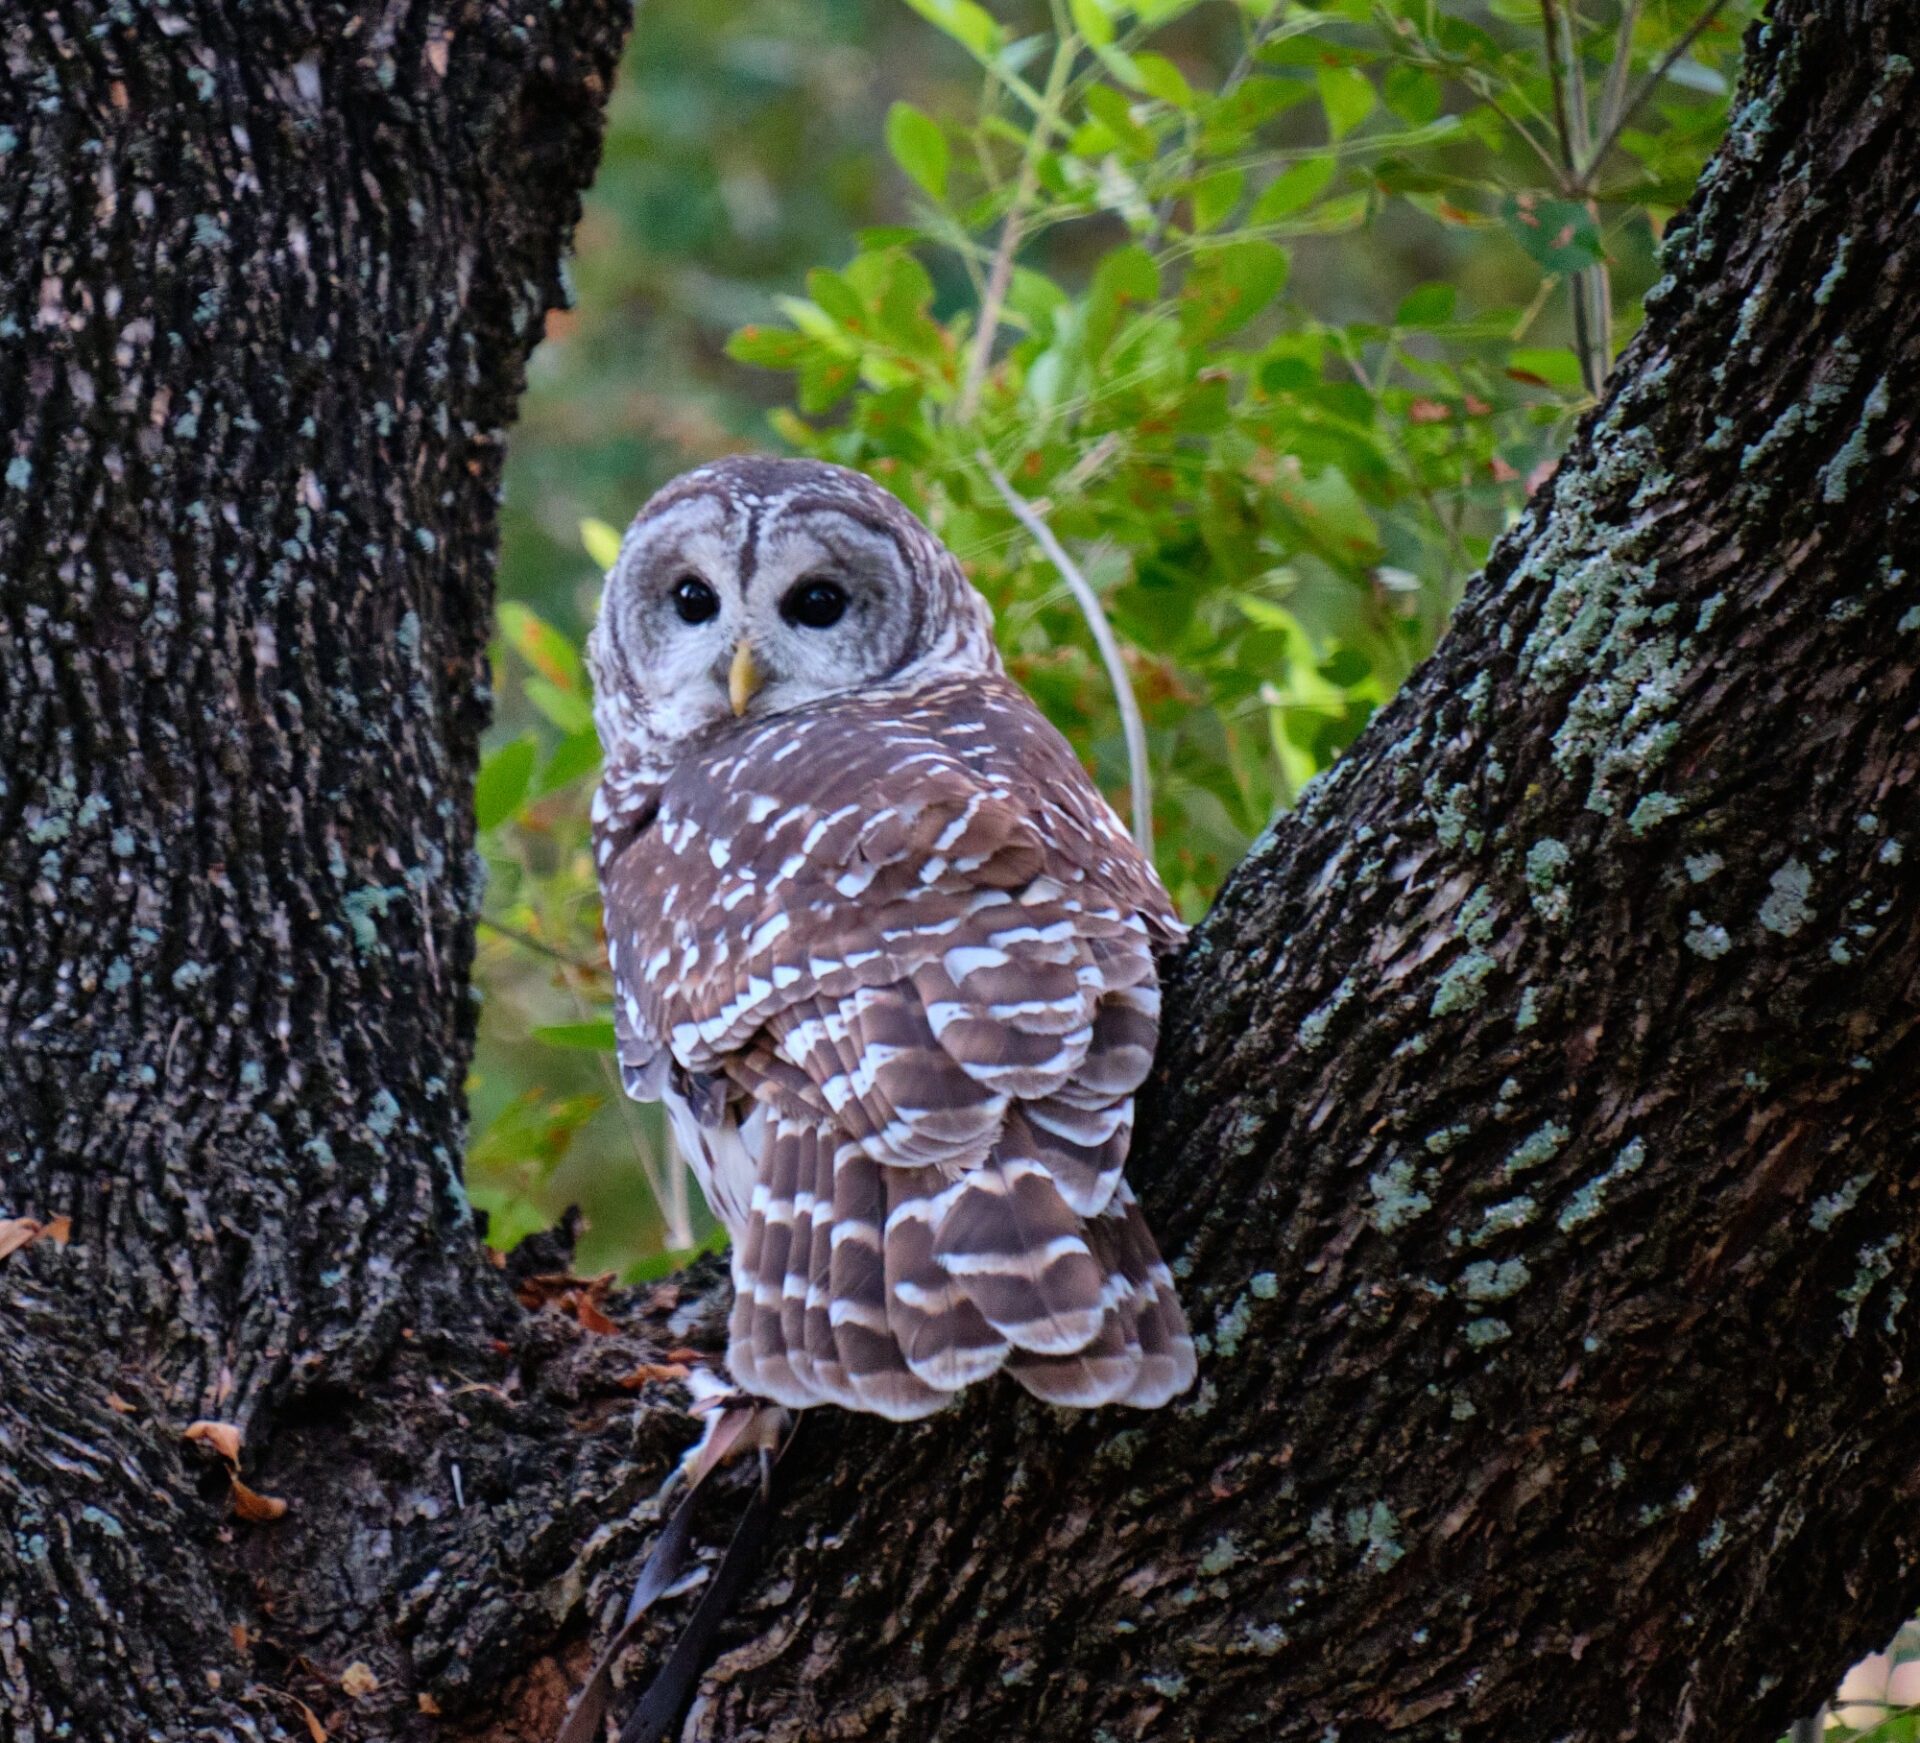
588, 457, 1001, 773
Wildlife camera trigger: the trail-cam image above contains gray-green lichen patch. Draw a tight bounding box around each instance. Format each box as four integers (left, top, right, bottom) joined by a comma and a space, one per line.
1758, 859, 1813, 936
1460, 1258, 1530, 1301
1810, 1172, 1874, 1231
1465, 1318, 1510, 1348
1526, 838, 1571, 921
1839, 1236, 1901, 1337
1823, 376, 1891, 502
1367, 1158, 1432, 1234
1198, 1534, 1243, 1576
1213, 1292, 1255, 1359
1515, 985, 1541, 1030
1685, 851, 1724, 882
1297, 975, 1358, 1051
1471, 1197, 1538, 1245
1505, 1122, 1569, 1177
1344, 1501, 1404, 1572
1430, 947, 1496, 1017
1558, 1138, 1646, 1231
1685, 913, 1732, 958
1628, 791, 1682, 835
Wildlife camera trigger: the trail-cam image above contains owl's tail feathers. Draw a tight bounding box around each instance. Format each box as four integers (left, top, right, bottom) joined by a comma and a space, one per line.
726, 1108, 807, 1410
883, 1164, 1011, 1397
1004, 1180, 1198, 1411
821, 1143, 954, 1420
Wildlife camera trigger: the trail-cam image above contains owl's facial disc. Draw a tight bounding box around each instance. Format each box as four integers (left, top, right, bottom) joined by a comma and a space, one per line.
589, 457, 1004, 774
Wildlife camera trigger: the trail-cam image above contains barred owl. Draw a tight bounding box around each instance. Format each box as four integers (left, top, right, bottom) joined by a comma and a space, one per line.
587, 456, 1196, 1420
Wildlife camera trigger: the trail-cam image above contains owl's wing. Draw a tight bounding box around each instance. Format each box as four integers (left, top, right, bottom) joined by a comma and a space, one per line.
608, 694, 1194, 1418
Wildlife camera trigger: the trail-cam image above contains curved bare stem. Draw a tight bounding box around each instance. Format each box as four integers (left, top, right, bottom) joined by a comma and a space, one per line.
977, 450, 1154, 859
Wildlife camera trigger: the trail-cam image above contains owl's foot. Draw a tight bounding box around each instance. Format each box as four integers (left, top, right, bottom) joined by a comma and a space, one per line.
677, 1367, 791, 1497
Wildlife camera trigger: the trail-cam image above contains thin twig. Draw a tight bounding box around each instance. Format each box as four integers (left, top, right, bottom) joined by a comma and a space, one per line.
959, 32, 1076, 421
978, 451, 1154, 858
1580, 0, 1733, 186
478, 915, 601, 975
1597, 0, 1644, 144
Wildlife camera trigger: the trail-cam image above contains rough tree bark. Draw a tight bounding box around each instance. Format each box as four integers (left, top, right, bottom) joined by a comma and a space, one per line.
1, 1, 1916, 1742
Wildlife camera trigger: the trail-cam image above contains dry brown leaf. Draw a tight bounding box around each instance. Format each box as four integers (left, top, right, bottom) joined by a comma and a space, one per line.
230, 1479, 288, 1522
417, 1692, 442, 1716
340, 1662, 379, 1698
40, 1214, 70, 1244
295, 1697, 328, 1743
105, 1392, 137, 1415
617, 1362, 690, 1390
231, 1622, 252, 1654
185, 1420, 243, 1463
665, 1347, 704, 1365
0, 1219, 43, 1260
515, 1268, 614, 1310
646, 1283, 682, 1314
573, 1294, 618, 1336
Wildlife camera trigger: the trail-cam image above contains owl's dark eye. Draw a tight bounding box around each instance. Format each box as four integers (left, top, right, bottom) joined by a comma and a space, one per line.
781, 578, 849, 630
672, 576, 719, 625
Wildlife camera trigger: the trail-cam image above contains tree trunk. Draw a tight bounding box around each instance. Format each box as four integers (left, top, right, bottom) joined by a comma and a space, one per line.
3, 1, 1917, 1741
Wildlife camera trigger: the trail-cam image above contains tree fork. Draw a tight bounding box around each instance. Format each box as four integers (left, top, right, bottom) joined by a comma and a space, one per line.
1, 2, 1917, 1742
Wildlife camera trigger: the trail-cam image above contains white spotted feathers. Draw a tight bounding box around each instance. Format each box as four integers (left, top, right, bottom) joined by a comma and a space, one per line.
589, 457, 1197, 1419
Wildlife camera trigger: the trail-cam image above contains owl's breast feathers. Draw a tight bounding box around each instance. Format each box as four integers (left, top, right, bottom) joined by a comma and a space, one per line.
595, 673, 1197, 1417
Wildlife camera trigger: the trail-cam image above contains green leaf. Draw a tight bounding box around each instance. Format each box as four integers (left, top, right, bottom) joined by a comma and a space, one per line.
726, 323, 815, 370
1132, 52, 1195, 108
474, 736, 536, 831
1316, 65, 1374, 140
1395, 283, 1457, 326
1068, 0, 1114, 47
525, 676, 595, 734
1506, 347, 1586, 391
535, 725, 602, 797
532, 1020, 618, 1052
497, 602, 584, 692
1182, 239, 1290, 339
1250, 156, 1335, 223
899, 0, 1000, 58
579, 516, 623, 571
1086, 244, 1162, 352
806, 267, 868, 330
1190, 167, 1245, 233
1084, 85, 1155, 160
886, 102, 949, 200
1499, 194, 1604, 274
1383, 64, 1442, 125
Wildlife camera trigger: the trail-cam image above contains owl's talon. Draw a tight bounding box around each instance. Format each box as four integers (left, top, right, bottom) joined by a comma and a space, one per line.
675, 1370, 790, 1493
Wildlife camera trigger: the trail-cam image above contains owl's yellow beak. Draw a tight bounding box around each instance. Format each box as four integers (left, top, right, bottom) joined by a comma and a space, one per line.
728, 640, 764, 717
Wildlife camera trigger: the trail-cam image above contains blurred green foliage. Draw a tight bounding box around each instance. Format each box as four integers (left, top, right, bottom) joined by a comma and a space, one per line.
467, 0, 1752, 1278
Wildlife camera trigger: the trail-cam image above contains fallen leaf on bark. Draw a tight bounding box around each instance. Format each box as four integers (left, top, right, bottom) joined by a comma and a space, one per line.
0, 1218, 64, 1261
340, 1662, 380, 1698
417, 1693, 442, 1715
617, 1362, 691, 1389
231, 1479, 289, 1522
574, 1294, 618, 1334
517, 1269, 621, 1333
106, 1392, 137, 1415
185, 1420, 244, 1463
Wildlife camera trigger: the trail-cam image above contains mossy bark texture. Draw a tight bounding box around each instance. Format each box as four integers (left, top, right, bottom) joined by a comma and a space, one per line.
2, 1, 1918, 1741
